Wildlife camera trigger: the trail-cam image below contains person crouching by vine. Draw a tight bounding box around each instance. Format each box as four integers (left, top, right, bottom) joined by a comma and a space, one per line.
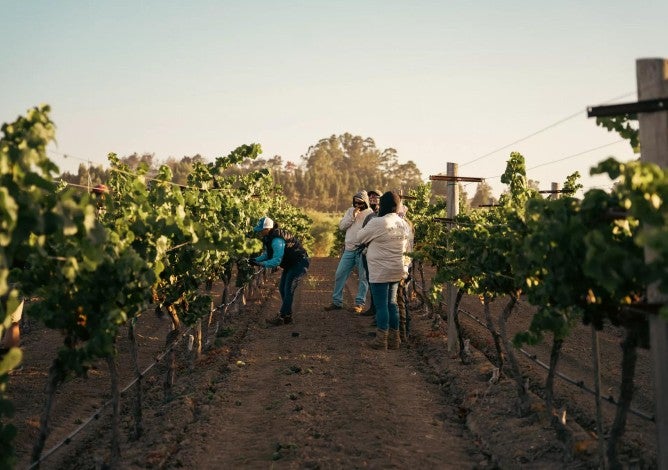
356, 191, 410, 350
251, 217, 310, 326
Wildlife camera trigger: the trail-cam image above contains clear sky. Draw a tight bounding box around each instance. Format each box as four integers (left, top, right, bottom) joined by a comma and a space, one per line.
2, 1, 666, 198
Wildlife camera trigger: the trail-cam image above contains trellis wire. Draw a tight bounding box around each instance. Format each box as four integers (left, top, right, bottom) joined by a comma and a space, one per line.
28, 267, 267, 469
453, 304, 654, 423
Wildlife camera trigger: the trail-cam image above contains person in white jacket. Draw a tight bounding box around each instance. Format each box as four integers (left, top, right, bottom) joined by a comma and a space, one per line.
325, 190, 373, 312
356, 191, 410, 350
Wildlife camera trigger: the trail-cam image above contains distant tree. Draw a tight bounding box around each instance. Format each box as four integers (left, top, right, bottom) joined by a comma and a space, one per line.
59, 163, 109, 189
298, 134, 422, 211
459, 183, 470, 212
431, 174, 447, 196
121, 152, 154, 170
470, 181, 497, 208
164, 154, 205, 186
392, 161, 423, 192
300, 134, 385, 211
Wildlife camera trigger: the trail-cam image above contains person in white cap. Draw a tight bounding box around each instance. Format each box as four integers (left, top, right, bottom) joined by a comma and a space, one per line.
251, 217, 310, 326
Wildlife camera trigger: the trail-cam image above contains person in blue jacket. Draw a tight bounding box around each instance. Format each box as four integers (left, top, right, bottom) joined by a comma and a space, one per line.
251, 216, 310, 326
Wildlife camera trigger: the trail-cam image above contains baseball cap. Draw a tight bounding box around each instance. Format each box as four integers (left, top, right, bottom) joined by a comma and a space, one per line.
253, 216, 274, 232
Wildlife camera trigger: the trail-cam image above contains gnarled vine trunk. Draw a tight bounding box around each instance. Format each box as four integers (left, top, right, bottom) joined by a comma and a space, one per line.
106, 351, 121, 469
498, 293, 530, 416
451, 290, 469, 364
30, 362, 62, 467
127, 320, 143, 440
482, 295, 504, 372
164, 304, 181, 402
545, 336, 563, 415
607, 328, 639, 470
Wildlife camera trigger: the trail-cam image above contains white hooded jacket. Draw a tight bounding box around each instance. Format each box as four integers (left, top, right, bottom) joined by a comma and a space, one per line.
356, 213, 409, 283
339, 191, 372, 251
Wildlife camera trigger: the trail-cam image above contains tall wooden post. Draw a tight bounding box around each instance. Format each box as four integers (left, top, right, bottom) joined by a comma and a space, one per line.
551, 182, 559, 200
637, 57, 668, 470
446, 162, 460, 352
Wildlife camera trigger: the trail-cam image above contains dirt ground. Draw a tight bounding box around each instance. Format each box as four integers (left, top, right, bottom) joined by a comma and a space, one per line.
6, 257, 657, 469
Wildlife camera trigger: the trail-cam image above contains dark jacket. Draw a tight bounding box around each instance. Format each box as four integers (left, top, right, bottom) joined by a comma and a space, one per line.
263, 228, 309, 269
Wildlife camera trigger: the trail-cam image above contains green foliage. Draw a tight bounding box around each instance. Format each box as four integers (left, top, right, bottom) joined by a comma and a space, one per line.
514, 195, 586, 344
591, 158, 668, 316
413, 150, 658, 352
595, 116, 640, 153
1, 106, 312, 465
306, 210, 338, 257
0, 105, 60, 468
469, 181, 497, 208
404, 183, 447, 260
563, 172, 583, 196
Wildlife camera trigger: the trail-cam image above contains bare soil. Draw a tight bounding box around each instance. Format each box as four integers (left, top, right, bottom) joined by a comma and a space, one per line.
6, 257, 657, 469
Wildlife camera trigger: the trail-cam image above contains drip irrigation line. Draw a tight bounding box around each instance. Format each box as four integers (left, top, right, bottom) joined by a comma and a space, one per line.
214, 268, 264, 311
27, 408, 103, 469
454, 305, 654, 423
27, 323, 196, 470
28, 269, 269, 469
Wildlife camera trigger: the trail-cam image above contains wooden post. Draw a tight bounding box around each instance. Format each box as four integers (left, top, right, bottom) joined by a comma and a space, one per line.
446, 162, 460, 352
591, 324, 606, 468
637, 57, 668, 470
551, 182, 559, 200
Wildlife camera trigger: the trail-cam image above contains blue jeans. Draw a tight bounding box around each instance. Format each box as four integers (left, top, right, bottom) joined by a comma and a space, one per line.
332, 249, 368, 307
369, 282, 399, 331
279, 258, 309, 316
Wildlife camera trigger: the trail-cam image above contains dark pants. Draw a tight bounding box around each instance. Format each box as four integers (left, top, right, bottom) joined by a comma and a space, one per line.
279, 258, 310, 317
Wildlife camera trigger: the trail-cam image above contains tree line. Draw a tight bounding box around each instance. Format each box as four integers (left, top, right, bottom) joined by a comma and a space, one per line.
59, 132, 503, 212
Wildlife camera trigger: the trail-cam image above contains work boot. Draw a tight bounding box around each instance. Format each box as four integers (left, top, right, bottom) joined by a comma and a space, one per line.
266, 314, 292, 326
349, 305, 364, 314
324, 303, 342, 311
388, 329, 401, 350
369, 329, 388, 350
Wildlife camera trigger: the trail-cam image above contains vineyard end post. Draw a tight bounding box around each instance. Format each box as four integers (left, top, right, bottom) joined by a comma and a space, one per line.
446, 162, 460, 352
637, 57, 668, 470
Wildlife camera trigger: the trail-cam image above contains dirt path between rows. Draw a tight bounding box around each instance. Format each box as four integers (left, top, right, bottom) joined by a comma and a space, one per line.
11, 257, 644, 469
174, 262, 481, 469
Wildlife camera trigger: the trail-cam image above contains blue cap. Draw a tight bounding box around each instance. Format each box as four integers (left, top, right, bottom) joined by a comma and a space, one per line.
253, 216, 274, 232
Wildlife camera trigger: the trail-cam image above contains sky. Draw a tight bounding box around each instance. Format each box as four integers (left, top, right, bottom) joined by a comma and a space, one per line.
2, 1, 667, 198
